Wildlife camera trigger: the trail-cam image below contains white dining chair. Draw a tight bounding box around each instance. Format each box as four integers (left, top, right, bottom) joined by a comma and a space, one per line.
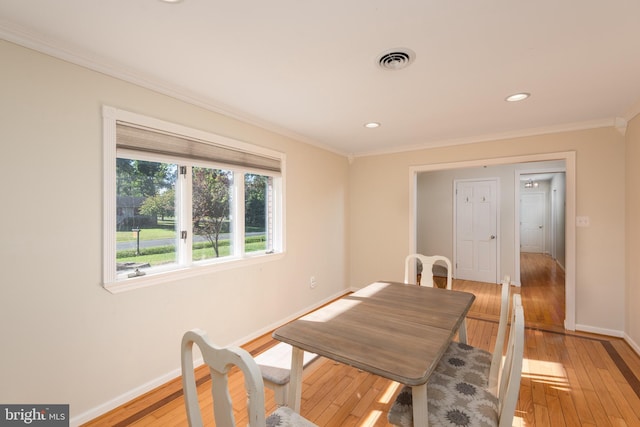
181, 329, 317, 427
404, 254, 452, 289
432, 275, 511, 395
404, 254, 462, 343
387, 294, 525, 427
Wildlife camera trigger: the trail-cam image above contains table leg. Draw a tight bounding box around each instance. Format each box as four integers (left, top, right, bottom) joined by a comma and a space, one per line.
412, 383, 429, 427
458, 318, 468, 344
287, 346, 304, 411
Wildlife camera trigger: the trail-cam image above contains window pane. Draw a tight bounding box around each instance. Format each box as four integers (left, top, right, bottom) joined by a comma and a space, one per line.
192, 167, 233, 261
245, 173, 271, 253
116, 158, 178, 277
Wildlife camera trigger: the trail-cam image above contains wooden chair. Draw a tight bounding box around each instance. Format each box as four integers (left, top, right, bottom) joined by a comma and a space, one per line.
387, 294, 525, 427
404, 254, 452, 289
181, 329, 317, 427
495, 294, 524, 427
404, 254, 462, 342
432, 275, 511, 395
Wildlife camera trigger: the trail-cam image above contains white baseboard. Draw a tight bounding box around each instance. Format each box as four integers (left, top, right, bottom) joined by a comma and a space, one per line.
624, 333, 640, 356
70, 288, 351, 426
70, 367, 182, 427
575, 323, 625, 338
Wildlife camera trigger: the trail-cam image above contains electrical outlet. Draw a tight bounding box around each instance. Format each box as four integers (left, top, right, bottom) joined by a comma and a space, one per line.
309, 276, 317, 289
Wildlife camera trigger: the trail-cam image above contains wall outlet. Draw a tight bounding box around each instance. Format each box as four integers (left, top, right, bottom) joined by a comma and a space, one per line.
309, 276, 317, 289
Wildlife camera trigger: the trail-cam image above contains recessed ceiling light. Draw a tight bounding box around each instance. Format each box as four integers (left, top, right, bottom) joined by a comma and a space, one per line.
364, 122, 381, 129
160, 0, 183, 3
505, 92, 531, 102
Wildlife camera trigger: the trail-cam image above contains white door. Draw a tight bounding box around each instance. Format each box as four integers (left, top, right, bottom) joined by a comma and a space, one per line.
520, 193, 545, 253
455, 180, 498, 283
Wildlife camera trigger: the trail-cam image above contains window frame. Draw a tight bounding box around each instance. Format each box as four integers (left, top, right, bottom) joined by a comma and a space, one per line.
103, 106, 285, 293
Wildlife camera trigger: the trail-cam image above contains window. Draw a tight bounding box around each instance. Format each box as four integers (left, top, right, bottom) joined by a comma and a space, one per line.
103, 106, 284, 292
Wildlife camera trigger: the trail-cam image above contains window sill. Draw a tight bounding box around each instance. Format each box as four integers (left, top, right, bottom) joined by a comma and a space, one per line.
103, 252, 284, 294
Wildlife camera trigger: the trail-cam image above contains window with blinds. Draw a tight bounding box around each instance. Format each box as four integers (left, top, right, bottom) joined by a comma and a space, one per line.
102, 106, 284, 292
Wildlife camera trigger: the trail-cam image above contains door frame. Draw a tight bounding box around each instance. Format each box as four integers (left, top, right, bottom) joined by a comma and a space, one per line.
409, 151, 576, 330
453, 178, 500, 283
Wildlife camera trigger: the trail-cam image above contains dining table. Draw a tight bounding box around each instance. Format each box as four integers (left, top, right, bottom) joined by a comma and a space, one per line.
272, 280, 476, 427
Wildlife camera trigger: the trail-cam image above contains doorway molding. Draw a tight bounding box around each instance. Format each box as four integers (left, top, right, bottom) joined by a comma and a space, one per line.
408, 151, 576, 330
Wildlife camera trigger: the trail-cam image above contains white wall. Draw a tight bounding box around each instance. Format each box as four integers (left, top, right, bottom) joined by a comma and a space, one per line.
0, 40, 350, 423
350, 128, 626, 336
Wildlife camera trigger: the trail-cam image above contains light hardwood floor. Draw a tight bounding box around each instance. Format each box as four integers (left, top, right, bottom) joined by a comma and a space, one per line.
83, 253, 640, 426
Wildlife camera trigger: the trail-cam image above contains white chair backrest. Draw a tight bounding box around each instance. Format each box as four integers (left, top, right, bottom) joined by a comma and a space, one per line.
181, 329, 268, 427
488, 275, 511, 394
498, 294, 524, 427
404, 254, 452, 290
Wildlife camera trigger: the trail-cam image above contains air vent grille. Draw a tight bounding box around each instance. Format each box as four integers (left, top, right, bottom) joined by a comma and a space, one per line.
377, 49, 415, 71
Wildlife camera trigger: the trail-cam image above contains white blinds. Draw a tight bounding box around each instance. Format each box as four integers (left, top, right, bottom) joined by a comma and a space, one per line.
116, 121, 281, 173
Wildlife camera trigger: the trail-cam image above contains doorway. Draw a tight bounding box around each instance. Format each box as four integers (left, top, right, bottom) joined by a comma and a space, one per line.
516, 170, 567, 326
515, 170, 567, 285
409, 151, 576, 330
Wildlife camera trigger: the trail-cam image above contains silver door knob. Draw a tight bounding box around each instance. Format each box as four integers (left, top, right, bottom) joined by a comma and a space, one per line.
490, 235, 496, 239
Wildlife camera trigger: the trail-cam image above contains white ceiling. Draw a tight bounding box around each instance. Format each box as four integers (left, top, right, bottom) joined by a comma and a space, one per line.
2, 0, 640, 156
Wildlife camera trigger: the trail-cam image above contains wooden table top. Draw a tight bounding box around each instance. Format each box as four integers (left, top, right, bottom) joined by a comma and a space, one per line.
273, 281, 475, 386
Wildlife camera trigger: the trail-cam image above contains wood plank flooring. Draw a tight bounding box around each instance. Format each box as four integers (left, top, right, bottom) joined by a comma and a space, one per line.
83, 253, 640, 426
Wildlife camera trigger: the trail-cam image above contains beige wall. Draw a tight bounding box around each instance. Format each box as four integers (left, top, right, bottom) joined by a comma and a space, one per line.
626, 112, 640, 349
0, 40, 349, 422
350, 128, 626, 335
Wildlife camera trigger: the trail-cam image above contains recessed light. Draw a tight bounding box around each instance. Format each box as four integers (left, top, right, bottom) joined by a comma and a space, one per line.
364, 122, 381, 129
160, 0, 183, 3
505, 92, 530, 102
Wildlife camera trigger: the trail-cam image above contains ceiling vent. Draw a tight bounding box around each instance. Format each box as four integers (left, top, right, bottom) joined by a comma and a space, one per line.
377, 49, 415, 71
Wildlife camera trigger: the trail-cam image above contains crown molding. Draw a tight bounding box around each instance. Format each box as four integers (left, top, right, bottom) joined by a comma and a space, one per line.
3, 19, 636, 160
354, 118, 616, 158
0, 20, 349, 158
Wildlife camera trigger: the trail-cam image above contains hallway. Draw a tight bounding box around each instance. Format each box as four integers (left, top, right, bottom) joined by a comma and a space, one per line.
520, 252, 566, 331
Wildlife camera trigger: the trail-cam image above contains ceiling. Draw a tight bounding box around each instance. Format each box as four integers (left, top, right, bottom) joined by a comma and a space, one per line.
2, 1, 640, 156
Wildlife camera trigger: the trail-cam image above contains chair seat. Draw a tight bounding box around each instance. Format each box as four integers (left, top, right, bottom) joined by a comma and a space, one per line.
267, 406, 318, 427
387, 372, 499, 427
434, 341, 492, 388
256, 342, 319, 386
